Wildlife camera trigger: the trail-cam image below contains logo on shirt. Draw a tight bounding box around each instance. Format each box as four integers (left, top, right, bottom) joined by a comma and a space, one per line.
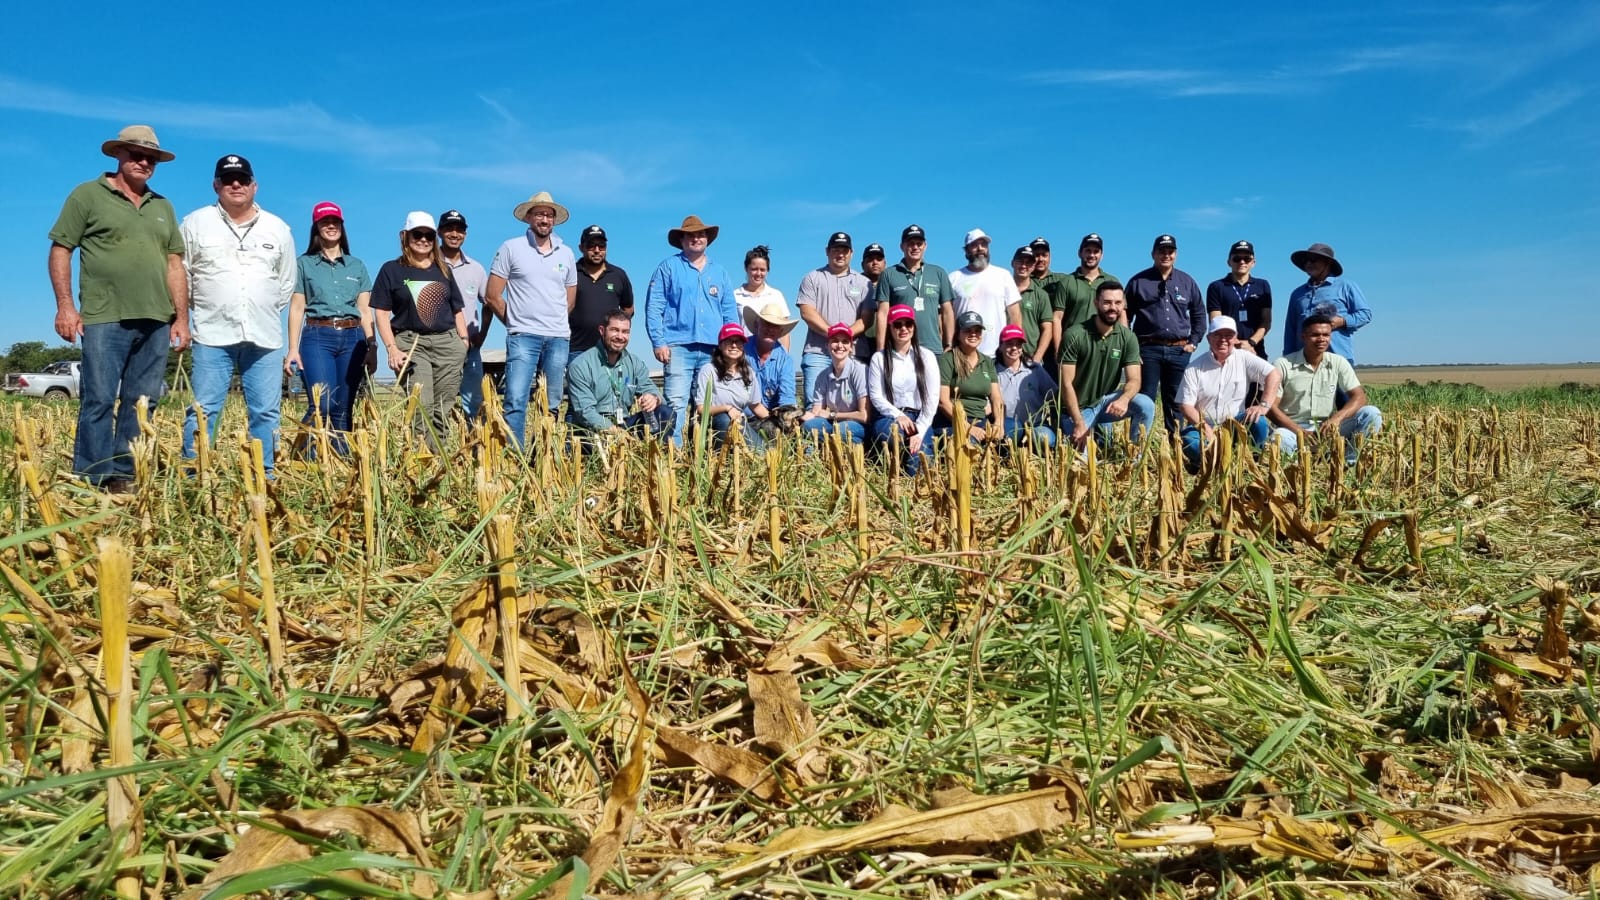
262, 243, 274, 250
709, 286, 720, 297
1111, 349, 1122, 360
606, 283, 615, 292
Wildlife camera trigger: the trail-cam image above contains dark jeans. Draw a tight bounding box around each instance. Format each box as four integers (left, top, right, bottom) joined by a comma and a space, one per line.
299, 324, 369, 454
1138, 342, 1192, 430
76, 319, 169, 484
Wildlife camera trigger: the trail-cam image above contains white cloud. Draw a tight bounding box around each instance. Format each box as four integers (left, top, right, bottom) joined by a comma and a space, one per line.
788, 198, 881, 220
1426, 84, 1584, 144
1177, 196, 1263, 231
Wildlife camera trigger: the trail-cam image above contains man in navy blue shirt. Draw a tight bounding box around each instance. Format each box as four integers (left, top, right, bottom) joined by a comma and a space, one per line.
1205, 239, 1272, 358
1125, 234, 1205, 431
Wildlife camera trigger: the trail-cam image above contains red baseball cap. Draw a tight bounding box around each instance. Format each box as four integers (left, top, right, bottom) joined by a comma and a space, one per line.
888, 305, 915, 324
999, 324, 1027, 344
827, 322, 853, 340
312, 201, 343, 222
718, 322, 747, 343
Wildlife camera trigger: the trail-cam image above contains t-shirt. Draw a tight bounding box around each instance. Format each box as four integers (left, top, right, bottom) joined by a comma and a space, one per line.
948, 265, 1021, 356
812, 357, 868, 413
1059, 321, 1141, 403
370, 260, 464, 334
48, 176, 184, 325
938, 351, 1000, 423
797, 267, 871, 355
875, 262, 954, 354
569, 263, 635, 355
1016, 281, 1053, 356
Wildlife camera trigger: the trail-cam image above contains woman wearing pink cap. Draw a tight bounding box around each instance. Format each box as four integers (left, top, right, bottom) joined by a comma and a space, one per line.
867, 304, 938, 473
285, 201, 373, 455
995, 323, 1058, 448
800, 322, 869, 444
692, 322, 765, 447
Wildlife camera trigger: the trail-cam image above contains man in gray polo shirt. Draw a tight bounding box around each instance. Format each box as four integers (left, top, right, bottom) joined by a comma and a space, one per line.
795, 231, 872, 407
485, 190, 577, 449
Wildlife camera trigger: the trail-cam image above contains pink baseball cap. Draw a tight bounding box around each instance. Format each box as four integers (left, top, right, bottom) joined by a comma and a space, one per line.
999, 324, 1027, 344
718, 322, 748, 343
312, 201, 343, 222
827, 322, 853, 340
887, 305, 916, 324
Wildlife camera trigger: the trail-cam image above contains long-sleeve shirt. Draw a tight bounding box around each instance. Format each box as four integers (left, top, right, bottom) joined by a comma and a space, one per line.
1125, 266, 1206, 346
181, 203, 296, 348
646, 252, 739, 349
747, 339, 797, 409
867, 346, 939, 436
1281, 277, 1371, 363
565, 345, 663, 431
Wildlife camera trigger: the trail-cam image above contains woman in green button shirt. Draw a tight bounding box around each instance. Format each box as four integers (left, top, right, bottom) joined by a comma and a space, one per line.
936, 311, 1003, 445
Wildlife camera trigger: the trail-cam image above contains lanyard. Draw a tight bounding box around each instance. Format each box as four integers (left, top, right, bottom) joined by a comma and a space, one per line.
217, 204, 259, 250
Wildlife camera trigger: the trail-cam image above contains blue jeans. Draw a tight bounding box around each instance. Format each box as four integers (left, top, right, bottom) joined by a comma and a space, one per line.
870, 414, 934, 475
503, 333, 569, 449
567, 404, 674, 442
708, 411, 764, 449
1180, 413, 1272, 470
299, 324, 368, 454
663, 343, 714, 447
1004, 416, 1058, 449
183, 341, 285, 470
1137, 342, 1191, 431
1070, 391, 1155, 448
1272, 406, 1383, 466
460, 344, 484, 421
800, 353, 831, 408
75, 319, 170, 484
801, 417, 866, 444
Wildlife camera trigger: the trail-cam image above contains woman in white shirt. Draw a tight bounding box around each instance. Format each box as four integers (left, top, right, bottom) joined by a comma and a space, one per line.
734, 245, 790, 350
867, 305, 939, 474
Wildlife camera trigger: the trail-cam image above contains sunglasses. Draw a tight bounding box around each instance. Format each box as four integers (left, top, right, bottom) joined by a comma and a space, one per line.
890, 320, 915, 329
408, 230, 437, 243
218, 175, 253, 187
125, 150, 161, 165
1231, 255, 1254, 263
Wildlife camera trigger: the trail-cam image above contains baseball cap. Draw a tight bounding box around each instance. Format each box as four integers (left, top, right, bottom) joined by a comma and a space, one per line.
955, 311, 986, 332
1029, 237, 1051, 253
1013, 245, 1036, 261
438, 209, 468, 230
888, 304, 916, 324
581, 224, 608, 245
862, 242, 886, 259
1080, 233, 1103, 248
718, 322, 748, 343
999, 324, 1027, 344
1208, 316, 1239, 336
1229, 240, 1255, 257
214, 154, 253, 181
963, 228, 991, 247
827, 231, 853, 249
1153, 234, 1178, 251
311, 201, 343, 223
901, 224, 926, 242
403, 211, 437, 233
827, 322, 854, 340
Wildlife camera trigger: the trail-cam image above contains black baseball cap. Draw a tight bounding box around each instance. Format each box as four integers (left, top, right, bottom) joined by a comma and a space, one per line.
1013, 245, 1036, 261
214, 154, 253, 180
438, 209, 468, 230
1229, 240, 1255, 257
862, 242, 886, 259
955, 310, 986, 331
1153, 234, 1178, 251
1080, 233, 1103, 248
580, 225, 607, 245
901, 224, 927, 242
1029, 236, 1051, 253
827, 231, 852, 249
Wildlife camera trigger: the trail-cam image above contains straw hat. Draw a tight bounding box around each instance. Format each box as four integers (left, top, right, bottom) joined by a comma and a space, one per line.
101, 124, 175, 162
668, 215, 719, 249
513, 191, 570, 225
745, 301, 799, 337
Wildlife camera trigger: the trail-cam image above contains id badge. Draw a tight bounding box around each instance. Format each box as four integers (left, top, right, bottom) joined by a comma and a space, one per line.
914, 296, 926, 312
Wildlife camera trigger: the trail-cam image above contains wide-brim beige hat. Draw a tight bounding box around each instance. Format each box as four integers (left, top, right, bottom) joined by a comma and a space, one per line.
101, 124, 175, 162
744, 301, 799, 337
668, 215, 719, 249
512, 191, 570, 225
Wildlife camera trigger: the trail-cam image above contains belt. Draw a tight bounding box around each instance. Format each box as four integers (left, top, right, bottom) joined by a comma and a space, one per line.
308, 317, 362, 329
1139, 337, 1187, 346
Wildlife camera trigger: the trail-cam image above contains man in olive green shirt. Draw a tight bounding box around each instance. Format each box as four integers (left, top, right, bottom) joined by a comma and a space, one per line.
1011, 245, 1053, 366
1267, 315, 1382, 465
1057, 280, 1154, 449
1053, 232, 1116, 338
47, 125, 189, 493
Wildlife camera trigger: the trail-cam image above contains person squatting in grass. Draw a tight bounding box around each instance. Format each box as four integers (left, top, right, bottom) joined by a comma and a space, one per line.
285, 201, 373, 456
745, 302, 799, 438
937, 310, 1004, 445
693, 322, 765, 448
565, 309, 670, 442
371, 211, 469, 451
1175, 315, 1281, 472
1057, 280, 1155, 451
1268, 314, 1383, 466
996, 323, 1058, 449
800, 322, 870, 444
868, 304, 939, 474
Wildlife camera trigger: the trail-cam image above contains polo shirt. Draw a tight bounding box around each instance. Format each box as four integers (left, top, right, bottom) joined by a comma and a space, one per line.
948, 265, 1021, 356
489, 229, 577, 337
692, 362, 754, 413
1015, 281, 1053, 356
1125, 267, 1206, 345
1274, 351, 1361, 424
646, 252, 739, 350
998, 362, 1056, 422
1059, 321, 1142, 403
875, 261, 954, 354
296, 252, 372, 319
447, 252, 489, 340
48, 176, 184, 325
937, 351, 1000, 422
812, 357, 868, 413
796, 267, 871, 355
1052, 268, 1116, 330
180, 203, 296, 349
566, 344, 661, 431
569, 263, 635, 355
370, 260, 464, 334
747, 338, 797, 409
1175, 349, 1275, 424
734, 284, 785, 323
1205, 275, 1272, 340
1282, 277, 1372, 363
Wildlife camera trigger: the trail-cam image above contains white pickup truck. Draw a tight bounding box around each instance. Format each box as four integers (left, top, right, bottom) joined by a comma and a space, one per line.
3, 360, 82, 400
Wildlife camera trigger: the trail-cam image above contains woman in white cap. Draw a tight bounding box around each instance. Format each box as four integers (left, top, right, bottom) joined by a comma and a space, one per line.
692, 323, 765, 447
735, 245, 790, 350
995, 323, 1057, 449
867, 305, 939, 474
936, 310, 1004, 445
285, 200, 373, 455
371, 211, 469, 449
801, 323, 869, 444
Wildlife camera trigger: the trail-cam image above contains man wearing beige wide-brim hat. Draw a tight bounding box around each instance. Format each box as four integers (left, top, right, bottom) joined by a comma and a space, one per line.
47, 124, 189, 495
645, 215, 740, 444
485, 190, 578, 449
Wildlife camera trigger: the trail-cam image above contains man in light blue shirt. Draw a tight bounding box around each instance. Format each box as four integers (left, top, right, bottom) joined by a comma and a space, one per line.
1281, 242, 1371, 364
645, 215, 739, 445
485, 191, 577, 449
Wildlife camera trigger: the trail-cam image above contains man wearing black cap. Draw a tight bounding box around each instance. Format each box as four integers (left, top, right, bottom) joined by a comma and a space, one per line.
1282, 242, 1370, 364
1205, 240, 1272, 358
875, 224, 954, 354
1010, 246, 1053, 367
1125, 234, 1206, 430
1053, 233, 1116, 339
858, 243, 887, 362
438, 210, 491, 418
569, 225, 635, 358
796, 232, 872, 406
178, 154, 297, 476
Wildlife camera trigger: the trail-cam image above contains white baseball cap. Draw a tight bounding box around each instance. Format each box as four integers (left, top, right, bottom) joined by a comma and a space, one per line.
963, 228, 991, 247
1207, 316, 1239, 336
403, 211, 437, 232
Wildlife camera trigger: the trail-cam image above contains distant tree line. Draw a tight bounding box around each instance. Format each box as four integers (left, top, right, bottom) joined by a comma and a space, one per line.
0, 341, 80, 374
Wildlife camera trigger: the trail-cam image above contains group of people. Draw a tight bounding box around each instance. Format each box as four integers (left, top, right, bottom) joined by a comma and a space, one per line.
47, 124, 1383, 493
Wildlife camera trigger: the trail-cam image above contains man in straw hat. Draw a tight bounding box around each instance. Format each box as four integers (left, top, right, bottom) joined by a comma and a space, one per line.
1281, 242, 1371, 364
485, 190, 578, 449
47, 125, 188, 494
746, 301, 800, 423
645, 215, 739, 444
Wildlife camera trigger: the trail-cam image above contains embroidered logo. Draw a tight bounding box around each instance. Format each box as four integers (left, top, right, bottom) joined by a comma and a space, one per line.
709, 286, 720, 297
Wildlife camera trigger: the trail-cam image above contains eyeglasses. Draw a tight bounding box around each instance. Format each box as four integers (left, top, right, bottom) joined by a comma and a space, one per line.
125, 150, 161, 165
408, 230, 437, 243
1231, 255, 1254, 263
219, 175, 253, 187
529, 211, 558, 221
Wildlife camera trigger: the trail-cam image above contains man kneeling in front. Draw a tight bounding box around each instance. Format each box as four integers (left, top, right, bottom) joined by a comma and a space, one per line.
1175, 315, 1280, 472
566, 310, 672, 441
1267, 314, 1382, 465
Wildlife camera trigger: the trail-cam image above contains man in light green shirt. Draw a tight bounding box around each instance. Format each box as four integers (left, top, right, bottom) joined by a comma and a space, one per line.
566, 310, 670, 440
1268, 314, 1382, 465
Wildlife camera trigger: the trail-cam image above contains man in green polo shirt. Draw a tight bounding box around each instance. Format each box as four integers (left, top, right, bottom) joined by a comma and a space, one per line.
874, 224, 954, 354
1011, 245, 1053, 366
1052, 233, 1116, 339
1057, 280, 1154, 450
47, 125, 188, 494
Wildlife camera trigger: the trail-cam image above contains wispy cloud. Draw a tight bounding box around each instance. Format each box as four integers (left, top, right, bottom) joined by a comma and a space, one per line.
1423, 84, 1584, 144
476, 94, 521, 130
788, 198, 880, 220
1177, 196, 1262, 231
1023, 66, 1299, 98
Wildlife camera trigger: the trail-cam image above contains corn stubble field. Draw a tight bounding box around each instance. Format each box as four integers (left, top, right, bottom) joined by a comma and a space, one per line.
3, 382, 1600, 899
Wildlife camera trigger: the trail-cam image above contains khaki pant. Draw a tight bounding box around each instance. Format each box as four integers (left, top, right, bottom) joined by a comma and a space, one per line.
396, 330, 467, 450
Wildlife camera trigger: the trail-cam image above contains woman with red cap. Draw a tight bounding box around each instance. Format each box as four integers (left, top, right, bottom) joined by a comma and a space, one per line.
995, 323, 1058, 448
692, 322, 765, 447
800, 322, 869, 444
285, 201, 373, 454
867, 305, 939, 473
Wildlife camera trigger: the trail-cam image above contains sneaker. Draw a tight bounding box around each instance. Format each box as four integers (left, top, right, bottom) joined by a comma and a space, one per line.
104, 478, 135, 495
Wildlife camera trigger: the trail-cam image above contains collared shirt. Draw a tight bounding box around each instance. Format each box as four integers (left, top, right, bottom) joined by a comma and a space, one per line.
938, 350, 1000, 422
1282, 277, 1371, 363
693, 360, 755, 413
998, 361, 1057, 423
570, 263, 635, 355
797, 267, 872, 355
296, 252, 372, 319
181, 203, 296, 349
1274, 350, 1361, 423
1060, 321, 1142, 403
733, 283, 785, 324
1176, 349, 1276, 423
747, 338, 797, 409
867, 345, 939, 436
1205, 275, 1273, 338
1015, 280, 1052, 356
875, 261, 954, 354
813, 357, 868, 413
48, 175, 184, 325
646, 252, 739, 349
1125, 266, 1206, 345
446, 252, 489, 339
948, 265, 1021, 356
489, 229, 577, 337
1052, 268, 1116, 331
566, 344, 662, 431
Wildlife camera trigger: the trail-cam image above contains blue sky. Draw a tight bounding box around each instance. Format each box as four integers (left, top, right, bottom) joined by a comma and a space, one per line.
3, 1, 1596, 366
